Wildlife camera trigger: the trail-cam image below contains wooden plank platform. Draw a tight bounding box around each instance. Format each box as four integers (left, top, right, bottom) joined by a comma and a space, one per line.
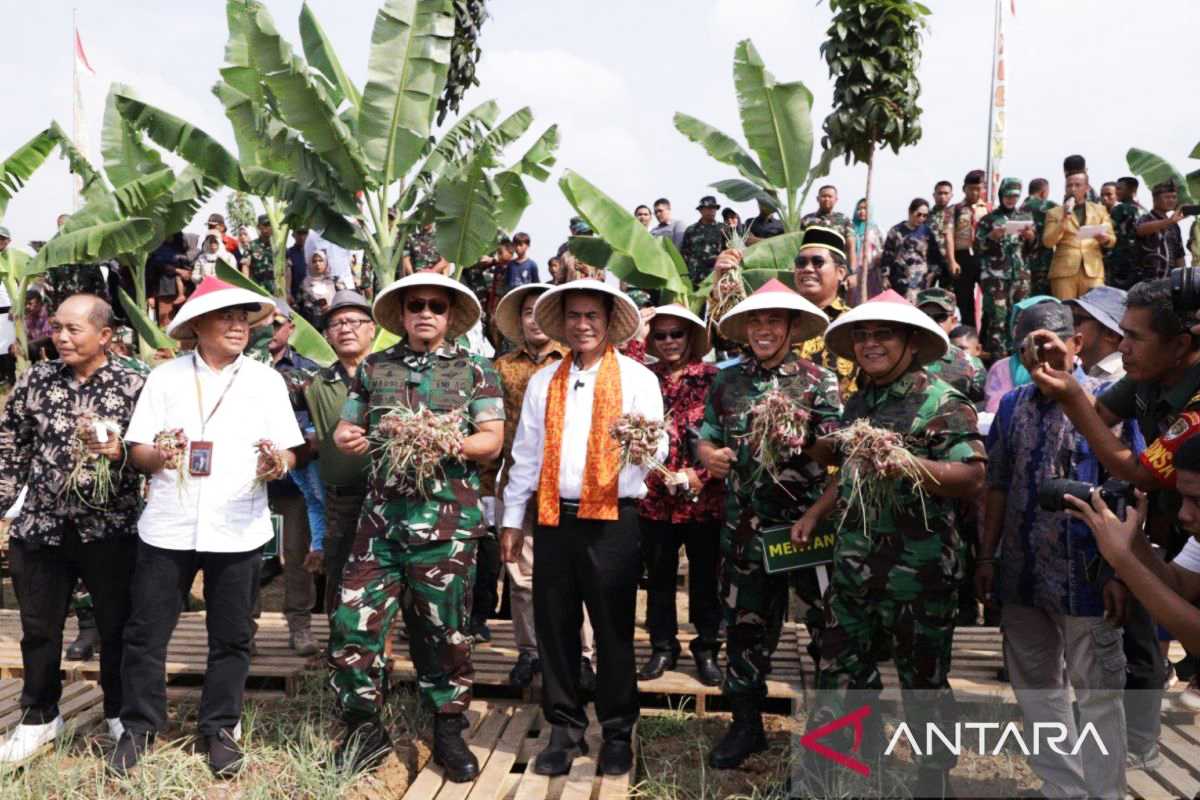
0, 678, 105, 742
401, 701, 635, 800
1126, 720, 1200, 799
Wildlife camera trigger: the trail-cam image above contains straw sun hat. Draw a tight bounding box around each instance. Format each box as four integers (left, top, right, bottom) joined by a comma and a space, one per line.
716, 278, 829, 345
824, 289, 949, 367
532, 279, 641, 346
373, 272, 482, 339
165, 276, 274, 340
646, 304, 710, 361
493, 282, 554, 344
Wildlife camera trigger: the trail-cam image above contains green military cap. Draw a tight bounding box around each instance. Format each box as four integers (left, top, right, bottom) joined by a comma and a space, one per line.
915, 287, 957, 314
0, 225, 10, 240
257, 214, 271, 226
1000, 177, 1023, 197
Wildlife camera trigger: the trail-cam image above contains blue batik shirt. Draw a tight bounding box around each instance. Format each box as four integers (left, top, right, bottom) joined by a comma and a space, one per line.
986, 368, 1144, 616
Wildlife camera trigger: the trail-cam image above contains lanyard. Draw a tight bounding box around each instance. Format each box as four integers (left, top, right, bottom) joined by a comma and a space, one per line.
193, 353, 243, 438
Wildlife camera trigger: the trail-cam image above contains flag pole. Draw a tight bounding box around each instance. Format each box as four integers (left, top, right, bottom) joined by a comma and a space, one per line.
984, 0, 1001, 208
71, 7, 81, 211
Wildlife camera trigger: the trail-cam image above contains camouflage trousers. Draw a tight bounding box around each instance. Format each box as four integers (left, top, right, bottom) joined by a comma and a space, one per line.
720, 527, 826, 697
812, 528, 961, 770
980, 274, 1030, 359
1030, 253, 1052, 298
328, 535, 476, 721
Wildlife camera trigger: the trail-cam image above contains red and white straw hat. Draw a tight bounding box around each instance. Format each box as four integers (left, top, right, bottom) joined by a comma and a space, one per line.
716, 278, 829, 344
165, 276, 274, 340
824, 289, 949, 366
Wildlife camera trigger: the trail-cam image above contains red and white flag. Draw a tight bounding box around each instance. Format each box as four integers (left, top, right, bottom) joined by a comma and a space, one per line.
74, 29, 96, 77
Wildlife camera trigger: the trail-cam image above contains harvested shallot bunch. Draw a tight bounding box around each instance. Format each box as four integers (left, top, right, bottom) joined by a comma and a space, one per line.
64, 414, 123, 508
253, 439, 287, 488
742, 388, 812, 490
830, 419, 937, 535
154, 428, 189, 496
370, 405, 467, 497
608, 412, 670, 479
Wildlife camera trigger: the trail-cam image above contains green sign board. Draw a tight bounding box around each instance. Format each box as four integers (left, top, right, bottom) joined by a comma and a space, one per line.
760, 524, 836, 574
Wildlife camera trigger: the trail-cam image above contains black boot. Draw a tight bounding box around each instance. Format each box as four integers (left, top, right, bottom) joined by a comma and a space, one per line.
65, 625, 99, 662
433, 714, 479, 783
638, 645, 679, 681
579, 658, 597, 694
533, 725, 588, 776
690, 639, 722, 687
107, 730, 153, 777
333, 718, 393, 775
708, 694, 767, 769
915, 766, 953, 799
205, 728, 243, 779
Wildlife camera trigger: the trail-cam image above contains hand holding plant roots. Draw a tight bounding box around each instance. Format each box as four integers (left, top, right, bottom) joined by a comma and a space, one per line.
708, 246, 747, 323
65, 415, 123, 508
370, 406, 467, 497
831, 419, 937, 534
254, 439, 287, 486
154, 428, 189, 495
744, 389, 811, 487
609, 413, 672, 481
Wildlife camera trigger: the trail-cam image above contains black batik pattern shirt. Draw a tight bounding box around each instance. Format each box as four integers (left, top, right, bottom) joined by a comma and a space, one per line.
0, 359, 146, 545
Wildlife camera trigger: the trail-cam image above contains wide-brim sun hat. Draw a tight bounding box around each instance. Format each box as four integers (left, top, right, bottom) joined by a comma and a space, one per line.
647, 304, 710, 361
373, 272, 481, 339
494, 282, 554, 345
165, 276, 274, 340
717, 278, 829, 345
533, 278, 641, 346
824, 289, 949, 367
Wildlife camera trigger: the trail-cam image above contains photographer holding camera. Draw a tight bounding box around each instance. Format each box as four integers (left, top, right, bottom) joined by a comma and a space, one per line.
978, 302, 1133, 798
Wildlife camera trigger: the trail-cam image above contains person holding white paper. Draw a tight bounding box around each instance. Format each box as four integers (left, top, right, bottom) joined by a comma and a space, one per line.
1043, 171, 1115, 301
976, 178, 1038, 359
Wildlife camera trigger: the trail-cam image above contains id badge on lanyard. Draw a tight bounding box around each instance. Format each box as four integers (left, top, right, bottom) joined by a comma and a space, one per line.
190, 354, 242, 477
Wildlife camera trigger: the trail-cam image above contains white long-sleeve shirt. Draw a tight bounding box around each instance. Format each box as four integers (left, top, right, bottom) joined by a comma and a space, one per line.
501, 351, 666, 530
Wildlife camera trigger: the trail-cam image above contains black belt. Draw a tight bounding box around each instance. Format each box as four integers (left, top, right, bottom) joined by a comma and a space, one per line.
324, 484, 365, 498
559, 498, 637, 514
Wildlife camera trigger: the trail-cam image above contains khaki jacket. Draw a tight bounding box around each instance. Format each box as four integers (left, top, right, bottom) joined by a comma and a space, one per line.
1043, 201, 1114, 279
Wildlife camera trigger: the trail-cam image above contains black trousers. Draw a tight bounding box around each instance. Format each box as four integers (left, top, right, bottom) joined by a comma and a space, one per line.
120, 542, 261, 738
472, 534, 501, 624
322, 488, 365, 620
534, 503, 639, 741
9, 530, 135, 722
952, 249, 981, 328
638, 517, 721, 653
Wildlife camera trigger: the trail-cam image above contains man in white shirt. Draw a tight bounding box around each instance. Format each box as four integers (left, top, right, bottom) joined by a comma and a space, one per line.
1065, 286, 1126, 382
109, 277, 303, 779
501, 279, 666, 777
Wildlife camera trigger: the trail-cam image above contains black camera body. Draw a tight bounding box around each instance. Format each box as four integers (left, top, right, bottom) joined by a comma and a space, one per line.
1170, 267, 1200, 312
1037, 478, 1136, 519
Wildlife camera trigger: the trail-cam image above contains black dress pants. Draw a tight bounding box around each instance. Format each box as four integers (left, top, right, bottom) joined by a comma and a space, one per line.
534, 503, 639, 742
638, 517, 721, 653
120, 542, 261, 738
9, 529, 135, 722
953, 249, 981, 328
472, 533, 502, 625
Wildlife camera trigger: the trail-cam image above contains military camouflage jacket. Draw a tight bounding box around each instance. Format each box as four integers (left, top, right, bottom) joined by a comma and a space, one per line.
45, 264, 110, 311
680, 220, 727, 283
247, 239, 276, 295
404, 228, 443, 272
341, 342, 504, 545
700, 353, 841, 557
1106, 200, 1144, 289
800, 211, 855, 250
924, 344, 985, 405
838, 369, 985, 549
975, 206, 1036, 282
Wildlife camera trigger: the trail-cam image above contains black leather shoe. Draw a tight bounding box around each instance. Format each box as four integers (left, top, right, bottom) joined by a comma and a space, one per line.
333, 718, 393, 775
206, 729, 243, 778
533, 727, 588, 776
470, 618, 492, 643
433, 714, 479, 783
638, 649, 679, 681
579, 658, 596, 694
65, 626, 99, 662
708, 695, 767, 770
509, 652, 540, 688
107, 730, 153, 777
692, 651, 722, 687
598, 739, 634, 775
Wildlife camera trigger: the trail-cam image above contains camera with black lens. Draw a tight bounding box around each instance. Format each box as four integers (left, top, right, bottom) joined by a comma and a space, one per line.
1037, 478, 1136, 520
1169, 267, 1200, 312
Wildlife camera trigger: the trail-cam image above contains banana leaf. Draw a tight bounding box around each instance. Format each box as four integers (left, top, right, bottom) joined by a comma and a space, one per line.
411, 99, 500, 184
102, 87, 166, 188
673, 112, 772, 188
493, 170, 531, 235
214, 261, 336, 366
566, 236, 637, 282
710, 178, 782, 215
356, 0, 455, 183
299, 1, 362, 113
60, 169, 176, 235
434, 148, 499, 273
1126, 148, 1195, 204
115, 92, 246, 191
558, 170, 692, 297
511, 124, 560, 182
477, 107, 534, 161
30, 218, 157, 275
732, 39, 813, 195
117, 287, 175, 351
741, 231, 803, 270
372, 327, 402, 353
0, 129, 58, 216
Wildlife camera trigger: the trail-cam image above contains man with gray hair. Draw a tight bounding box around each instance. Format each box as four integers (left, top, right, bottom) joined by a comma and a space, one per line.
977, 301, 1133, 799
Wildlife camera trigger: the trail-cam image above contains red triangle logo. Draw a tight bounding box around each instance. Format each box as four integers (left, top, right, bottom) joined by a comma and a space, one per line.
799, 704, 872, 776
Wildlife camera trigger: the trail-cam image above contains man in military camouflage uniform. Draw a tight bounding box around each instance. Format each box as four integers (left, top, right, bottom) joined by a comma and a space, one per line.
698, 280, 840, 770
1106, 177, 1144, 290
806, 292, 986, 798
800, 185, 858, 283
245, 215, 277, 295
402, 223, 449, 276
1020, 178, 1060, 297
976, 178, 1037, 359
680, 196, 728, 285
916, 289, 985, 404
329, 273, 504, 782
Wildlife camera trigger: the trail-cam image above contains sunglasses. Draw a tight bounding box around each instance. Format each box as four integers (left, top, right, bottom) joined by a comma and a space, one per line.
405, 298, 449, 315
851, 327, 898, 344
794, 255, 829, 269
652, 329, 687, 342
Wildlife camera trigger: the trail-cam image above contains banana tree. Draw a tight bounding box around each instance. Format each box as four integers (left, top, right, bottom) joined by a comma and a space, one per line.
1126, 144, 1200, 204
674, 40, 832, 235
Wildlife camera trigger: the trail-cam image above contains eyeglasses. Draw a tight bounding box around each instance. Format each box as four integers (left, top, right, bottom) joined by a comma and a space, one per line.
794, 255, 829, 270
405, 298, 449, 315
850, 327, 898, 344
652, 329, 687, 342
326, 317, 373, 332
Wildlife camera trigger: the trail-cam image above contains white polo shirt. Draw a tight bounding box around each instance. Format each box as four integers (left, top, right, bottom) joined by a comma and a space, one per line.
125, 352, 304, 553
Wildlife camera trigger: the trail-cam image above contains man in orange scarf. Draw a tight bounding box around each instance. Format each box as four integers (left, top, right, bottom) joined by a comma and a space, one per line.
501, 279, 665, 777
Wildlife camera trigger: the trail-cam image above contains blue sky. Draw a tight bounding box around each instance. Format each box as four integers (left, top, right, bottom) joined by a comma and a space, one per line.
3, 0, 1197, 266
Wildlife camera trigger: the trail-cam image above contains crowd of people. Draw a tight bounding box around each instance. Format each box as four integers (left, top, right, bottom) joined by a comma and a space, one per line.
0, 150, 1198, 799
